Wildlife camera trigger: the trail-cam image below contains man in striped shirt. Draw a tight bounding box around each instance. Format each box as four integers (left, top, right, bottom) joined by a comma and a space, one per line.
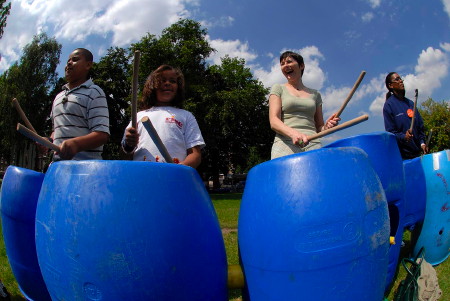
50, 48, 110, 160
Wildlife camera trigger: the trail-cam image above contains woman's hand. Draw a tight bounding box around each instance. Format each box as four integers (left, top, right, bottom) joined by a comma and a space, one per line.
323, 113, 341, 131
290, 130, 309, 147
421, 144, 428, 154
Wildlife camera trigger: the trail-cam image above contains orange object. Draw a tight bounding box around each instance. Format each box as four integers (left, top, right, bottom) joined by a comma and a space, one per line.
407, 109, 414, 118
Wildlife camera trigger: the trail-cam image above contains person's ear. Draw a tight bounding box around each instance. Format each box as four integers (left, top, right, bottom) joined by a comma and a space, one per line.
85, 61, 93, 71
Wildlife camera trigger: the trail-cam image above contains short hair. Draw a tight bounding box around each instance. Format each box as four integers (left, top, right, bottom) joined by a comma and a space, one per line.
75, 48, 93, 62
140, 65, 185, 110
385, 72, 397, 100
280, 51, 305, 76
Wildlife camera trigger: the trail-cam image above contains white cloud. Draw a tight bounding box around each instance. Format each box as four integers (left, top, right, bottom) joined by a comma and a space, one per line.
361, 12, 374, 22
201, 16, 234, 29
367, 0, 381, 9
442, 0, 450, 19
207, 37, 258, 66
0, 0, 192, 72
440, 42, 450, 52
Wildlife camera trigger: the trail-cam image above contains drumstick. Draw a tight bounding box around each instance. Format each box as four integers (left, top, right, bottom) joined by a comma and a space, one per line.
298, 114, 369, 146
335, 71, 366, 118
131, 50, 141, 129
409, 89, 418, 132
140, 116, 173, 163
426, 129, 433, 146
12, 98, 38, 133
17, 123, 60, 152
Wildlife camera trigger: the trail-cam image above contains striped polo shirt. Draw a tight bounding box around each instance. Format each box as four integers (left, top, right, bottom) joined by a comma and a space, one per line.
51, 79, 110, 160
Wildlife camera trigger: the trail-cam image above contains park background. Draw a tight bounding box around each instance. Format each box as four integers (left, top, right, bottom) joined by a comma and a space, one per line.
0, 0, 449, 300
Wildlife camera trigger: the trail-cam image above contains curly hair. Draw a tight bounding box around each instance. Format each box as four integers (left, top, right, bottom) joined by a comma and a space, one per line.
139, 65, 185, 110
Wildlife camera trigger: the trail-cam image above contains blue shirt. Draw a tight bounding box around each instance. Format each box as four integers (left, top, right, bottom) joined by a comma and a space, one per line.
383, 94, 426, 159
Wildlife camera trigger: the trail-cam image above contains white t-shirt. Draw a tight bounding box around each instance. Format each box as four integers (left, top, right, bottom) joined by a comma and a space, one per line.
123, 106, 205, 162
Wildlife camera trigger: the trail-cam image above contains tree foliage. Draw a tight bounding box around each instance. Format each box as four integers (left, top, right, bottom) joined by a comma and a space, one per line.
91, 47, 131, 159
194, 56, 272, 178
419, 98, 450, 152
0, 33, 61, 162
0, 0, 11, 39
1, 19, 273, 178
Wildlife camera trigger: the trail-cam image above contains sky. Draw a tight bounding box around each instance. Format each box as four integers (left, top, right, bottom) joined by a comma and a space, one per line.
1, 0, 449, 144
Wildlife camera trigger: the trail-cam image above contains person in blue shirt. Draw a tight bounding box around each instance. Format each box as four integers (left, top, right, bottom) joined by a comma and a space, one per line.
383, 72, 428, 159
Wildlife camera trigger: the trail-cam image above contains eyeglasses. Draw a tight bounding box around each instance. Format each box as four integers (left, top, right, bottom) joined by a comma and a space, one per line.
391, 77, 403, 83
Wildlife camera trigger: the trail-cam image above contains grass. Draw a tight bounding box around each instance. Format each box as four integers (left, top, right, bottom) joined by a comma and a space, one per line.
0, 222, 26, 300
0, 193, 448, 301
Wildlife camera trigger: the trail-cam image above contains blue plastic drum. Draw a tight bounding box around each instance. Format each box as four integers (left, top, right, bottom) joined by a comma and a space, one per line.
413, 150, 450, 265
238, 147, 390, 300
324, 131, 406, 289
402, 157, 426, 228
35, 161, 227, 300
0, 166, 51, 301
324, 131, 405, 201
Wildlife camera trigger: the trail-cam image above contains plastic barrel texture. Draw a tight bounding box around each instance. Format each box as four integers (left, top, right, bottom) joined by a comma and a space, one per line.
324, 131, 405, 201
35, 160, 228, 301
402, 157, 426, 228
0, 166, 51, 301
238, 147, 390, 301
413, 150, 450, 265
324, 131, 406, 289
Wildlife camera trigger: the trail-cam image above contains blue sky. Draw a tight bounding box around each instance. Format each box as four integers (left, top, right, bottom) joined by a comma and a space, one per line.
1, 0, 449, 143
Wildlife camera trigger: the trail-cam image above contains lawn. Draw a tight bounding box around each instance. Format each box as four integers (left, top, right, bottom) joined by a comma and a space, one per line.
0, 192, 448, 300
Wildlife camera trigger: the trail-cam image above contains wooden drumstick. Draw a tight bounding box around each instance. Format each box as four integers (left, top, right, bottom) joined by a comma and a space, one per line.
409, 89, 418, 132
141, 116, 173, 163
12, 98, 37, 133
17, 123, 60, 152
335, 71, 366, 118
298, 114, 369, 146
131, 50, 141, 129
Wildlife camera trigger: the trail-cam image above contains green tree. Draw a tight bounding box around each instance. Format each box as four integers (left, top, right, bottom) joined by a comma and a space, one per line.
0, 0, 11, 39
419, 98, 450, 152
0, 33, 61, 165
196, 56, 272, 181
91, 47, 131, 159
93, 19, 272, 181
131, 19, 214, 93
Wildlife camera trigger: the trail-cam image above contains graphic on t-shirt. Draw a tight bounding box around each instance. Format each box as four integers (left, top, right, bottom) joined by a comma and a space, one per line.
165, 115, 183, 129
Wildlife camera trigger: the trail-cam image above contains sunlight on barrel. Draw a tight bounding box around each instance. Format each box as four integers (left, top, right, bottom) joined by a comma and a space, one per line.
238, 147, 389, 300
35, 160, 227, 300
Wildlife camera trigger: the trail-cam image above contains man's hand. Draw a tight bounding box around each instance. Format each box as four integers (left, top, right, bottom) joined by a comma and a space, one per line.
405, 129, 413, 142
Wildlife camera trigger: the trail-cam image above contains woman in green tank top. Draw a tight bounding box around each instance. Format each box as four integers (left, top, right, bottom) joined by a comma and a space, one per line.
269, 51, 340, 159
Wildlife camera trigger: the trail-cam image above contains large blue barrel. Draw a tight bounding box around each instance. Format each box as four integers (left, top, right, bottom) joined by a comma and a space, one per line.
238, 147, 390, 300
402, 157, 426, 228
35, 161, 227, 300
413, 150, 450, 265
324, 131, 406, 289
0, 166, 51, 301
